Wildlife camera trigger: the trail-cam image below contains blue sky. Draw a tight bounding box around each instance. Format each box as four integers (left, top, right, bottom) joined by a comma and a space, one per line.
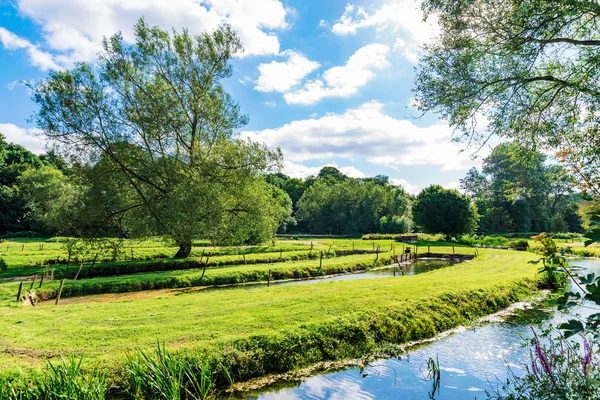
0, 0, 489, 194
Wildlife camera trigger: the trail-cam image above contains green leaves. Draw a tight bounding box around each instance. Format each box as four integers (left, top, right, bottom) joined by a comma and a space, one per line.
558, 319, 584, 338
412, 185, 478, 239
584, 214, 600, 247
555, 291, 581, 311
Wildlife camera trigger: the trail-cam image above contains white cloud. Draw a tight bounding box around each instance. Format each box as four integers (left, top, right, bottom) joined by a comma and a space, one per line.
264, 101, 276, 107
394, 38, 419, 64
444, 180, 463, 192
390, 178, 420, 195
242, 101, 486, 171
5, 0, 288, 70
284, 43, 390, 105
0, 27, 62, 71
0, 123, 46, 154
283, 161, 366, 179
7, 80, 18, 90
254, 50, 320, 93
331, 1, 439, 63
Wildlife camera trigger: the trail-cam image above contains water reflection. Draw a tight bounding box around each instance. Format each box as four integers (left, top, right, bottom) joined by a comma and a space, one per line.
249, 258, 600, 400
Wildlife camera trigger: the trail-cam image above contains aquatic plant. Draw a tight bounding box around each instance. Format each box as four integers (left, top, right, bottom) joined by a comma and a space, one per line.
490, 334, 600, 400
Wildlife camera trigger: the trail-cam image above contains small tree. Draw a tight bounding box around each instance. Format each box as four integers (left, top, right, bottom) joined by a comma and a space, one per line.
413, 185, 478, 241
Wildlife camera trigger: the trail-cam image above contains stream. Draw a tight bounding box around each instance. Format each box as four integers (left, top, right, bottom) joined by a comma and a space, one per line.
245, 258, 600, 400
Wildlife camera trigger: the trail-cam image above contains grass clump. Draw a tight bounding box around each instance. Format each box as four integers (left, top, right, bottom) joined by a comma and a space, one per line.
128, 343, 222, 400
0, 356, 106, 400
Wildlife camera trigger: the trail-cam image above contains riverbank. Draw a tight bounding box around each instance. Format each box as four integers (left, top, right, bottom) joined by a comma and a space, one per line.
0, 248, 543, 398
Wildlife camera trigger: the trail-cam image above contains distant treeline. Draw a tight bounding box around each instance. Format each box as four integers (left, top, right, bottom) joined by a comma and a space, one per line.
0, 135, 586, 240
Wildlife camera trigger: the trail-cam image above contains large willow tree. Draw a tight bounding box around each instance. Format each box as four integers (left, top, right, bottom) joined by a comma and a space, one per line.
415, 0, 600, 197
30, 19, 284, 257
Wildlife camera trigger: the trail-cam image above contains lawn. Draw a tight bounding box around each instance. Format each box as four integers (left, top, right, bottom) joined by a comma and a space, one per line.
0, 243, 540, 397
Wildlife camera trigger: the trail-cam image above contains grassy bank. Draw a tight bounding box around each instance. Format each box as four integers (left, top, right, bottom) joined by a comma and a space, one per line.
0, 248, 540, 398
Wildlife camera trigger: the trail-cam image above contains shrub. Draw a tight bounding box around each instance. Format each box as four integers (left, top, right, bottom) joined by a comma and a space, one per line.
509, 239, 529, 249
0, 258, 7, 273
361, 233, 399, 240
379, 215, 413, 234
0, 231, 45, 239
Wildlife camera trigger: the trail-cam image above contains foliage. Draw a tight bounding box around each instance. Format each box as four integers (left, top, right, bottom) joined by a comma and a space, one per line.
415, 0, 600, 197
296, 176, 412, 235
491, 335, 600, 400
413, 185, 478, 240
29, 18, 284, 257
379, 215, 413, 234
460, 143, 583, 234
0, 134, 60, 235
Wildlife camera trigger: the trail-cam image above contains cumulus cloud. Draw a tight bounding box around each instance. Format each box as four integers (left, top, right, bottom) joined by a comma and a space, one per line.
3, 0, 288, 70
241, 101, 486, 171
283, 161, 366, 179
254, 50, 320, 93
331, 1, 439, 64
0, 27, 62, 71
0, 123, 46, 154
390, 178, 420, 195
283, 43, 390, 105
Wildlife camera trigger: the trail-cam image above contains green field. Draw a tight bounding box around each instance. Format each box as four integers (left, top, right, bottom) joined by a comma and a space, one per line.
0, 237, 543, 398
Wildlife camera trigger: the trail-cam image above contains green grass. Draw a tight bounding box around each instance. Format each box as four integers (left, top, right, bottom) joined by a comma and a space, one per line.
0, 248, 537, 371
0, 238, 542, 398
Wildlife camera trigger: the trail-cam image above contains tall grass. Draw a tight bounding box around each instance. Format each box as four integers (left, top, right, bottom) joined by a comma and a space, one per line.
128, 343, 225, 400
0, 356, 106, 400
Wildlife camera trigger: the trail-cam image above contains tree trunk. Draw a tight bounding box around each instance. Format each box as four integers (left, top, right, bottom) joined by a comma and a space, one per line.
174, 240, 192, 258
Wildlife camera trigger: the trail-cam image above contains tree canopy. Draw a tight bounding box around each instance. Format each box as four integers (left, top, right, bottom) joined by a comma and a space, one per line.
460, 142, 583, 234
413, 185, 478, 240
295, 169, 412, 235
415, 0, 600, 197
29, 18, 285, 256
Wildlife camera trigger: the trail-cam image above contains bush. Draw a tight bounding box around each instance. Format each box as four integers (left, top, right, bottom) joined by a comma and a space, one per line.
509, 239, 529, 249
361, 233, 399, 240
0, 231, 45, 239
455, 235, 511, 247
0, 258, 7, 273
379, 215, 413, 234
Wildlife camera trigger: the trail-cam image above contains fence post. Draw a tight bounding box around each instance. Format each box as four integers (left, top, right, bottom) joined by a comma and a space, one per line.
267, 269, 271, 287
319, 251, 323, 269
16, 282, 23, 303
39, 274, 45, 288
29, 275, 37, 290
55, 279, 65, 305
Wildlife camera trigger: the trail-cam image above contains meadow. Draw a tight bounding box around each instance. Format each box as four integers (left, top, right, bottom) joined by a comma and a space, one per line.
0, 235, 548, 398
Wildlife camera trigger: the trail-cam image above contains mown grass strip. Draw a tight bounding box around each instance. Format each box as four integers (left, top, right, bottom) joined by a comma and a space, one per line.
0, 249, 542, 398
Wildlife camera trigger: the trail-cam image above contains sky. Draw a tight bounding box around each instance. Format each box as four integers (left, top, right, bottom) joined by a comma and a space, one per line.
0, 0, 492, 194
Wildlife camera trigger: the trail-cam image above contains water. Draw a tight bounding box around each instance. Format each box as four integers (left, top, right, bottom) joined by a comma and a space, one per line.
275, 259, 461, 287
249, 258, 600, 400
